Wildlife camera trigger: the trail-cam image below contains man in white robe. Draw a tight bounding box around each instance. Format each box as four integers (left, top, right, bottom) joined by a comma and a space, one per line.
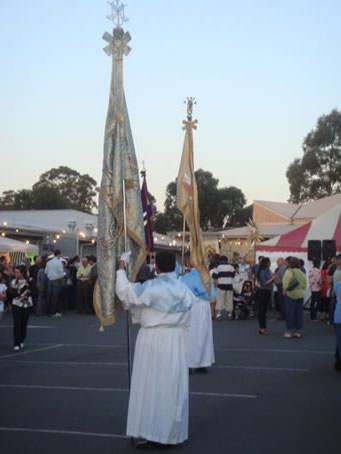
181, 267, 216, 373
116, 251, 197, 449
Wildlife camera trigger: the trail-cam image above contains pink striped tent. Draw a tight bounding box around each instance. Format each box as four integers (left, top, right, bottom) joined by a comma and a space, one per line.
257, 202, 341, 253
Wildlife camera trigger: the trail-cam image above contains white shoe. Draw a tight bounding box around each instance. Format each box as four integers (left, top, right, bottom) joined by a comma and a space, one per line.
20, 343, 24, 349
53, 313, 62, 318
13, 346, 20, 352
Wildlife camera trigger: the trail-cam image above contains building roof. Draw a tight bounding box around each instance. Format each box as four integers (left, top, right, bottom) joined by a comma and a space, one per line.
0, 210, 98, 235
0, 236, 38, 254
294, 193, 341, 219
0, 209, 185, 251
254, 200, 299, 220
258, 201, 341, 252
255, 193, 341, 222
204, 223, 300, 240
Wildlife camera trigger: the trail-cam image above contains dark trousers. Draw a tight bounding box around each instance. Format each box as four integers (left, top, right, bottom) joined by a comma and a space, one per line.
274, 285, 285, 318
329, 296, 336, 325
285, 296, 304, 332
335, 324, 341, 364
88, 282, 95, 314
322, 297, 330, 315
36, 291, 47, 315
258, 289, 271, 329
77, 281, 92, 314
47, 280, 62, 315
12, 305, 31, 347
67, 285, 77, 310
310, 291, 323, 320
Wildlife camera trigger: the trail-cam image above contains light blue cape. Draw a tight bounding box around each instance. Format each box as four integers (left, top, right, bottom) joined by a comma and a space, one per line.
133, 272, 195, 313
181, 268, 216, 301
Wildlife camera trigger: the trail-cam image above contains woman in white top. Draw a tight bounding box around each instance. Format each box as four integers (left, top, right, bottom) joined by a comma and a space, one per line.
308, 260, 322, 321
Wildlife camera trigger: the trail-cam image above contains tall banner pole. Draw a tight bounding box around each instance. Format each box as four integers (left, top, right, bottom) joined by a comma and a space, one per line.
122, 178, 132, 390
181, 217, 186, 274
176, 97, 211, 292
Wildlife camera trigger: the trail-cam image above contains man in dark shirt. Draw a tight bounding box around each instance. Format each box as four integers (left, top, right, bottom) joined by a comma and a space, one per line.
29, 256, 42, 309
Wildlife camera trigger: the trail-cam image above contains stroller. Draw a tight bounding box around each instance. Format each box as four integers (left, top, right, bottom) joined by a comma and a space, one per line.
233, 280, 254, 320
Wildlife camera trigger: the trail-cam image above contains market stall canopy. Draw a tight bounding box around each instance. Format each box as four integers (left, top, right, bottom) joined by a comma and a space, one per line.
0, 236, 38, 254
257, 202, 341, 253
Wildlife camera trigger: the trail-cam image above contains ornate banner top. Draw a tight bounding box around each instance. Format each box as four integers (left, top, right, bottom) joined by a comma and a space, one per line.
103, 29, 132, 59
184, 97, 196, 121
106, 0, 129, 28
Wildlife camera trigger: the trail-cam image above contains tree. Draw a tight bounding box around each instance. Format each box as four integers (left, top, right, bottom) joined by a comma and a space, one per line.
164, 181, 184, 231
287, 109, 341, 203
0, 190, 16, 210
194, 169, 221, 229
33, 166, 98, 213
0, 166, 98, 212
153, 212, 171, 234
147, 192, 158, 218
162, 169, 247, 231
13, 190, 35, 210
217, 186, 247, 228
229, 204, 253, 227
32, 185, 67, 209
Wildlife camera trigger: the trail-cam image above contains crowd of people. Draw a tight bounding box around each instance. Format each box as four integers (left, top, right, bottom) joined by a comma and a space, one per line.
1, 250, 341, 371
0, 250, 98, 351
1, 248, 340, 449
208, 252, 341, 370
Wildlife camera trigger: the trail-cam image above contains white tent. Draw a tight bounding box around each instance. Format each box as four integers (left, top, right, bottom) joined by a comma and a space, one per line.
257, 202, 341, 267
0, 237, 38, 255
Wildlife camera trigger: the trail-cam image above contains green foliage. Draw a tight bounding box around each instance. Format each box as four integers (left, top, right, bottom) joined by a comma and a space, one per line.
164, 181, 186, 232
0, 166, 98, 213
0, 190, 16, 210
33, 166, 97, 212
147, 192, 158, 218
31, 185, 67, 209
13, 190, 35, 210
153, 212, 171, 234
162, 168, 247, 232
217, 186, 247, 227
287, 109, 341, 203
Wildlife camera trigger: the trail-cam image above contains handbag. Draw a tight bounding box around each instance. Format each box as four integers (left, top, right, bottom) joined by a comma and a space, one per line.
287, 271, 299, 291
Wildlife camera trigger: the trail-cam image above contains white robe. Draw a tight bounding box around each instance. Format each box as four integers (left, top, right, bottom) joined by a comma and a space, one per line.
188, 298, 215, 368
116, 270, 195, 445
180, 269, 216, 369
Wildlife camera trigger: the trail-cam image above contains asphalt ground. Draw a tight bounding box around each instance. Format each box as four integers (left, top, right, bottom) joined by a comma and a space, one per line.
0, 309, 340, 454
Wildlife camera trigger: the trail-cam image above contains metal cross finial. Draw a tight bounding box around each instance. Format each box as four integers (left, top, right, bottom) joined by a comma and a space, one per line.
184, 97, 196, 120
106, 0, 129, 28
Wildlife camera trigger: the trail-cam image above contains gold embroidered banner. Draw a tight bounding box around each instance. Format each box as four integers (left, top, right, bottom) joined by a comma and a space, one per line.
95, 25, 146, 327
176, 117, 211, 292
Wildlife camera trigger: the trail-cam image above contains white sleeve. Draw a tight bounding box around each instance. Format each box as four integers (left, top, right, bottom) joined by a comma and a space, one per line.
115, 269, 142, 308
58, 261, 65, 279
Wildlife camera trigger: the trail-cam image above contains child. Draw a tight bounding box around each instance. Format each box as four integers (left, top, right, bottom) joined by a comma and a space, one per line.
0, 283, 7, 320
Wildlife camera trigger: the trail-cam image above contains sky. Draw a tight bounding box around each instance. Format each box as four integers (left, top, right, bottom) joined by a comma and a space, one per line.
1, 0, 341, 211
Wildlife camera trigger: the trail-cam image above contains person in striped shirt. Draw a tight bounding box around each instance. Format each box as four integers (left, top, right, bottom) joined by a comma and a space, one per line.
212, 256, 236, 320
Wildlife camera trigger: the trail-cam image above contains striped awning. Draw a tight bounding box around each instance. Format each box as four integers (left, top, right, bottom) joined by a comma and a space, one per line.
257, 202, 341, 252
